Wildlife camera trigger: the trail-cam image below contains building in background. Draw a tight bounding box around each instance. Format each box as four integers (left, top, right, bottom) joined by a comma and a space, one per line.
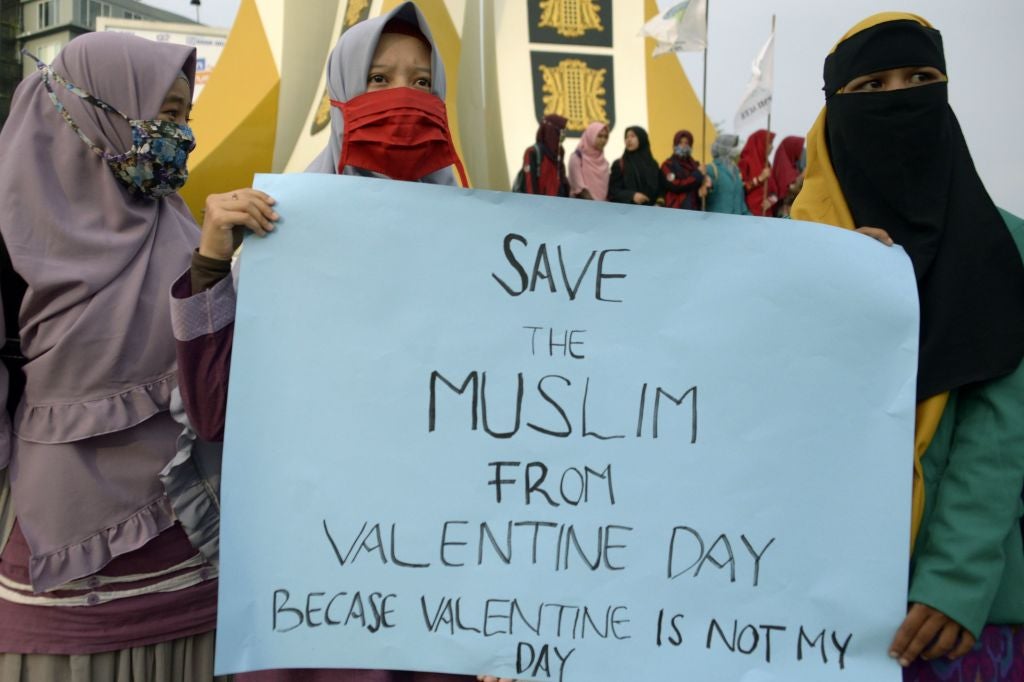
0, 0, 19, 124
179, 0, 712, 217
96, 16, 226, 99
0, 0, 200, 127
17, 0, 194, 75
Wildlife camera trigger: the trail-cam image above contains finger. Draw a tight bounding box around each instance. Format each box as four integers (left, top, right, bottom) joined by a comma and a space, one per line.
226, 188, 276, 206
241, 190, 279, 217
246, 189, 276, 206
948, 631, 977, 660
855, 226, 895, 246
890, 604, 930, 659
242, 200, 276, 234
255, 197, 280, 222
219, 210, 269, 238
238, 213, 270, 238
900, 612, 947, 666
206, 208, 261, 235
922, 621, 960, 660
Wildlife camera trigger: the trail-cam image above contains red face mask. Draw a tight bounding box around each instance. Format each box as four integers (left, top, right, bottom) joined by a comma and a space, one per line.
331, 87, 468, 186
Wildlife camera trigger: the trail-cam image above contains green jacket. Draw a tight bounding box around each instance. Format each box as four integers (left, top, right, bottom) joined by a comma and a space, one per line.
909, 209, 1024, 637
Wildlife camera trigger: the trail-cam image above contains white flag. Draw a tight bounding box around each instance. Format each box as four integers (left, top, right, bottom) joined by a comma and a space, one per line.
640, 0, 708, 56
734, 29, 775, 131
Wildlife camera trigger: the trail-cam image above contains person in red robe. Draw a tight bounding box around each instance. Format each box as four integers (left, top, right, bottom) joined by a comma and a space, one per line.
521, 114, 569, 197
771, 135, 805, 216
738, 129, 779, 216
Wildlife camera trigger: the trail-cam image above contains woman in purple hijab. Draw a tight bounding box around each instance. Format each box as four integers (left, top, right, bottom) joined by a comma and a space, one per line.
0, 31, 268, 680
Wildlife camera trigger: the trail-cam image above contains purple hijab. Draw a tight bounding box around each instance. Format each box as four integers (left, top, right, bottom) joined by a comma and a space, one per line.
306, 1, 457, 185
0, 32, 199, 591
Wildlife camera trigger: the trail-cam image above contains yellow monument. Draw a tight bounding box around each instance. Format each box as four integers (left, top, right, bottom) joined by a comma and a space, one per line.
182, 0, 714, 217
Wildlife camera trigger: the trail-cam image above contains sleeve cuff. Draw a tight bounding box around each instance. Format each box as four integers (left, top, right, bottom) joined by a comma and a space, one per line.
170, 268, 236, 342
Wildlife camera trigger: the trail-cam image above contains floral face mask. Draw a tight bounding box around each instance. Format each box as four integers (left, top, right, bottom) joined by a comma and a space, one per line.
25, 51, 196, 200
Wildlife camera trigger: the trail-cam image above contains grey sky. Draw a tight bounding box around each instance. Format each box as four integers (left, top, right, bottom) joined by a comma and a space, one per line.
141, 0, 1023, 214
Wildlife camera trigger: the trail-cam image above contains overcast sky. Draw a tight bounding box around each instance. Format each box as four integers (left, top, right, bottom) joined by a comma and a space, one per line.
142, 0, 1024, 214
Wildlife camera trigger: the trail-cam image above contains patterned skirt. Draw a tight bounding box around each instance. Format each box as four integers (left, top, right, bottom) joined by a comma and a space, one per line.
903, 625, 1024, 681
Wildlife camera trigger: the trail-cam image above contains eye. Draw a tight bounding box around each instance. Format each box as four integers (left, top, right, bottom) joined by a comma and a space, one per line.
414, 77, 431, 89
848, 77, 883, 92
367, 73, 387, 86
910, 70, 938, 85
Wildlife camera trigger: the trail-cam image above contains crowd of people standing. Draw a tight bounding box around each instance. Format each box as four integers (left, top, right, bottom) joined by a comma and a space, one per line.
516, 116, 808, 220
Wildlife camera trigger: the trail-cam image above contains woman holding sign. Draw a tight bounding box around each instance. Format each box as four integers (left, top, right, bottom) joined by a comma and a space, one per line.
792, 13, 1024, 679
177, 1, 467, 440
174, 3, 501, 681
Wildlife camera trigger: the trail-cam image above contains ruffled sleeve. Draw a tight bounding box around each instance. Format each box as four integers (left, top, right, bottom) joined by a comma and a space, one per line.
160, 388, 221, 567
13, 372, 176, 444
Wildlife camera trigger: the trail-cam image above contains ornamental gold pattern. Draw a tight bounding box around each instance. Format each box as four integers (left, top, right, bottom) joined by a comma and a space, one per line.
313, 91, 332, 132
537, 0, 604, 39
312, 0, 372, 135
539, 58, 608, 133
344, 0, 371, 30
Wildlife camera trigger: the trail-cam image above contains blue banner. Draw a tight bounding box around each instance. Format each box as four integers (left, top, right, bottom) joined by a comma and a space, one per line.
215, 174, 917, 681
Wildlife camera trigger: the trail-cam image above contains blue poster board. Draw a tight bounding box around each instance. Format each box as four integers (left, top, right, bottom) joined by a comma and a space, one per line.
215, 174, 917, 681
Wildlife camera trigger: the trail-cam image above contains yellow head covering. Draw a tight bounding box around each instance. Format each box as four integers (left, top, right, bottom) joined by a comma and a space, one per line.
791, 12, 933, 230
791, 13, 944, 550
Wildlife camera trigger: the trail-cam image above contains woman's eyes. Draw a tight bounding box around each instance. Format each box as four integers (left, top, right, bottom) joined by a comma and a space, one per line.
158, 108, 192, 124
848, 69, 942, 93
366, 73, 431, 89
849, 78, 883, 92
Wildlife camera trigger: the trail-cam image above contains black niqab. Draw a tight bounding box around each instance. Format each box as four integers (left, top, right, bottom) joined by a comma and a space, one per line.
825, 21, 1024, 399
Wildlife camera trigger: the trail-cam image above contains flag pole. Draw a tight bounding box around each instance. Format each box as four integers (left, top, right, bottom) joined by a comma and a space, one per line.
701, 1, 710, 165
700, 0, 710, 209
762, 13, 775, 216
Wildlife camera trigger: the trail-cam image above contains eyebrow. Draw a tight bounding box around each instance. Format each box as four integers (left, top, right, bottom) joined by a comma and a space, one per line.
368, 63, 431, 74
163, 94, 188, 106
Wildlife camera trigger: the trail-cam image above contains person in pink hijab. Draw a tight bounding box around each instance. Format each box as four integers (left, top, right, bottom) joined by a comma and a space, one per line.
567, 121, 610, 200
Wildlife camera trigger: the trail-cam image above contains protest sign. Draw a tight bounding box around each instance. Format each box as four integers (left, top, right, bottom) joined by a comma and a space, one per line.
215, 174, 917, 681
